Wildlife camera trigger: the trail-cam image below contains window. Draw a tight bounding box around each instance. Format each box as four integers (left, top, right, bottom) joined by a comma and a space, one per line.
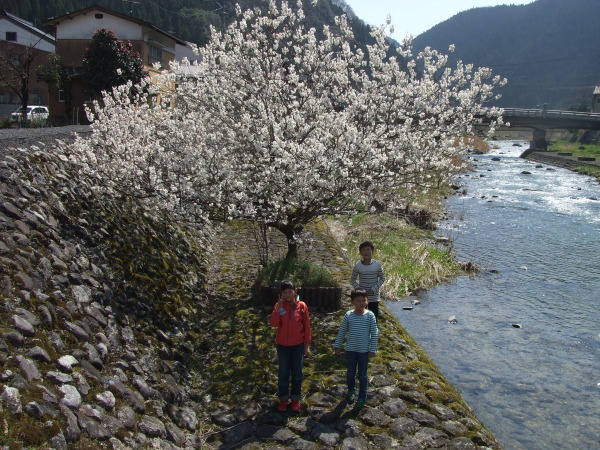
95, 13, 104, 19
148, 45, 163, 66
31, 94, 44, 105
5, 32, 17, 42
58, 90, 66, 103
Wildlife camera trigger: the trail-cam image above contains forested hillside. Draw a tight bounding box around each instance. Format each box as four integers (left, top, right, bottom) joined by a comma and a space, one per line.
4, 0, 598, 110
412, 0, 600, 109
1, 0, 374, 47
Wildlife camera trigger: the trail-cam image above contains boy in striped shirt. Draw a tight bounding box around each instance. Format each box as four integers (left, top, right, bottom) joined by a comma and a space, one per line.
351, 241, 385, 321
333, 288, 379, 411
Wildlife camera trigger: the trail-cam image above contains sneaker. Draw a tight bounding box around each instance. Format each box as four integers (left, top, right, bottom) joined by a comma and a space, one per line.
353, 398, 365, 412
346, 389, 356, 403
277, 401, 288, 411
290, 400, 301, 411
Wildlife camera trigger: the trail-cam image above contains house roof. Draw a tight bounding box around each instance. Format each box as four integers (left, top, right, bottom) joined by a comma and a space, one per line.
42, 4, 186, 45
0, 10, 56, 45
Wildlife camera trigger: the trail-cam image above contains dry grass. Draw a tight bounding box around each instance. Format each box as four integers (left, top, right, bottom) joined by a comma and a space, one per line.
327, 213, 460, 299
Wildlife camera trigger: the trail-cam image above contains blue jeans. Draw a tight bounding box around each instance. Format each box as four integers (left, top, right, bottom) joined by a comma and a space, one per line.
277, 343, 304, 401
346, 351, 369, 400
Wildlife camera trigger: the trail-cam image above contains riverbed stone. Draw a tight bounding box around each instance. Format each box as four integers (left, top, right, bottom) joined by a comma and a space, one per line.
96, 390, 116, 410
46, 371, 73, 384
360, 406, 392, 427
28, 345, 51, 363
310, 423, 340, 446
169, 406, 198, 431
57, 355, 78, 373
223, 421, 255, 446
139, 415, 167, 438
390, 416, 419, 438
16, 355, 41, 380
1, 385, 22, 413
12, 314, 35, 336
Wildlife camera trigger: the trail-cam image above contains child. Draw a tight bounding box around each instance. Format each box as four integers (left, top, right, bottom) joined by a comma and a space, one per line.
333, 288, 379, 411
351, 241, 386, 321
270, 280, 311, 412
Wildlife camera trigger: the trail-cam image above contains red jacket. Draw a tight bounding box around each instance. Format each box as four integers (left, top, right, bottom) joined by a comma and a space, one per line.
270, 299, 312, 347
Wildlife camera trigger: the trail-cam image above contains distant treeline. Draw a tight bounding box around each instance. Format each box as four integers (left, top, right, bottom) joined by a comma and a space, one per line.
412, 0, 600, 109
3, 0, 374, 47
6, 0, 599, 109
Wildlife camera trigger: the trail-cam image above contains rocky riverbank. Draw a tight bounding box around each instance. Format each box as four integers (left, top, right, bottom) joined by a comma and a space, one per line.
0, 129, 501, 448
522, 149, 600, 175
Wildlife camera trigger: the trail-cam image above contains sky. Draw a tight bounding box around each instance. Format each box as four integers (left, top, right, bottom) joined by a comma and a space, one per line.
342, 0, 537, 39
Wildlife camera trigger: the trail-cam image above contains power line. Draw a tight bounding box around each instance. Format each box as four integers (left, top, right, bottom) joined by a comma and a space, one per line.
117, 0, 224, 17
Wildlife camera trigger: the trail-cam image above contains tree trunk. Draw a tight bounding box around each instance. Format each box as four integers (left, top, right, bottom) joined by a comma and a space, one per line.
271, 222, 303, 259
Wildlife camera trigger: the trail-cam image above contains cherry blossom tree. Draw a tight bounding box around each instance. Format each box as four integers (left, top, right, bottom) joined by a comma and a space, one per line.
69, 0, 505, 258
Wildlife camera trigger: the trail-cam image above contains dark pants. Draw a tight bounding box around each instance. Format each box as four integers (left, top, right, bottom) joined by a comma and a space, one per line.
277, 343, 304, 401
346, 351, 369, 400
367, 301, 379, 321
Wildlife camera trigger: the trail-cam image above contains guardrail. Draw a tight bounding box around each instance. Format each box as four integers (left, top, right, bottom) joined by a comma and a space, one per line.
502, 108, 600, 122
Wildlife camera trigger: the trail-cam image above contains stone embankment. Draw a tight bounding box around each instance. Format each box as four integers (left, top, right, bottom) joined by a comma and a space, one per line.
1, 134, 210, 448
0, 128, 501, 449
521, 148, 600, 172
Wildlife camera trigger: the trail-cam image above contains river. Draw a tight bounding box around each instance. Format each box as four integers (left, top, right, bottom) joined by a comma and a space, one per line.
388, 140, 600, 450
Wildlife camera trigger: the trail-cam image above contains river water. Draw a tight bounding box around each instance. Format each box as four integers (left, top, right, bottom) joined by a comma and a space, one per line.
388, 140, 600, 450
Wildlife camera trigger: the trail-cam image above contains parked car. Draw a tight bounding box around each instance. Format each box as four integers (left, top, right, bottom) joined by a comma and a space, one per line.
11, 105, 49, 123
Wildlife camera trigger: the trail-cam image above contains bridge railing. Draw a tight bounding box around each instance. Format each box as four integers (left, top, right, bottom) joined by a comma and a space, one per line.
502, 108, 600, 122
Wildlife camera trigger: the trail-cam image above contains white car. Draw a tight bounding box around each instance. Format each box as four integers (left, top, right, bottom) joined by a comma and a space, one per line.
11, 105, 49, 123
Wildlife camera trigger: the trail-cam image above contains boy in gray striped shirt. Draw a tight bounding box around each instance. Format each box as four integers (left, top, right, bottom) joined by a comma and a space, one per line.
351, 241, 385, 321
333, 289, 379, 411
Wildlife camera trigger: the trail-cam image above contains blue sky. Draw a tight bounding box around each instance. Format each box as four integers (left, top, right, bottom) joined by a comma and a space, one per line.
343, 0, 537, 38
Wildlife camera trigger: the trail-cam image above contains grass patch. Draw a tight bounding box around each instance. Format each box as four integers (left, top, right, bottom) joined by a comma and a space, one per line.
547, 140, 600, 159
547, 140, 600, 181
258, 257, 340, 288
330, 213, 460, 298
574, 165, 600, 180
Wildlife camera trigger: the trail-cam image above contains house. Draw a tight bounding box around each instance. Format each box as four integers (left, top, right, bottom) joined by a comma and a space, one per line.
42, 5, 186, 124
593, 85, 600, 113
0, 10, 55, 118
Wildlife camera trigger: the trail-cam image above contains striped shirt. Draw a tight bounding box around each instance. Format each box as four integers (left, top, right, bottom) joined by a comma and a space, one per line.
333, 310, 379, 354
351, 259, 385, 303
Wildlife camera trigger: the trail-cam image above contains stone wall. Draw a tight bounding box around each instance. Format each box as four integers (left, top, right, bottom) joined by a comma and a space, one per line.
0, 147, 212, 448
523, 150, 599, 172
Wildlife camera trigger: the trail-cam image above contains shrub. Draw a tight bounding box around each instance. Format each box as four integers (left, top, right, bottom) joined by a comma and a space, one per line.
258, 257, 339, 288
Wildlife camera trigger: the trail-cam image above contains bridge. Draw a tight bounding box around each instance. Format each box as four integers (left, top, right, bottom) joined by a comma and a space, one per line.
480, 108, 600, 150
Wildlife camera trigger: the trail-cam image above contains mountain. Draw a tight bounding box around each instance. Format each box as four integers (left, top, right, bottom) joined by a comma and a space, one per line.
411, 0, 600, 110
4, 0, 598, 110
0, 0, 374, 48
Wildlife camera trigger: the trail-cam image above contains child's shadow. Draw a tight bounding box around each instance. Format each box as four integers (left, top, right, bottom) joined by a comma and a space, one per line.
317, 399, 356, 424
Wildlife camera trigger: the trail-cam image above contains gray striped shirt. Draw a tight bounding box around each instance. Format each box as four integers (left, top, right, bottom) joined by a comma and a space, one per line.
351, 259, 385, 302
333, 310, 379, 354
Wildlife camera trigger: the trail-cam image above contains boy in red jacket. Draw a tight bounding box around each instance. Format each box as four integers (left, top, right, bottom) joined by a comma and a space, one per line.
270, 280, 312, 412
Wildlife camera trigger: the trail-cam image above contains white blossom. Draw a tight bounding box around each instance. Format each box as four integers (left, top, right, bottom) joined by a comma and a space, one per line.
66, 0, 505, 257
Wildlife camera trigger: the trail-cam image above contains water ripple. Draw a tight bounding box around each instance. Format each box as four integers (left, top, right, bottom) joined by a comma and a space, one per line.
393, 140, 600, 450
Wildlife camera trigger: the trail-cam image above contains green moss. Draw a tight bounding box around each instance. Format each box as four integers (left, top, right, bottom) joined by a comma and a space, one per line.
0, 412, 61, 447
425, 388, 461, 404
